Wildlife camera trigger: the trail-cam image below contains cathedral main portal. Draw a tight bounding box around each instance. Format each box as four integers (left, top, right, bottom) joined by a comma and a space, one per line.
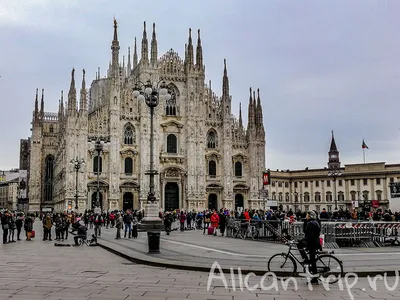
91, 192, 103, 210
123, 192, 134, 211
164, 182, 179, 212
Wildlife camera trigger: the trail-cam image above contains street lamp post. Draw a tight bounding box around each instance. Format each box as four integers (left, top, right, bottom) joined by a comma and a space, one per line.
70, 157, 85, 211
328, 168, 342, 210
89, 139, 109, 213
132, 79, 171, 254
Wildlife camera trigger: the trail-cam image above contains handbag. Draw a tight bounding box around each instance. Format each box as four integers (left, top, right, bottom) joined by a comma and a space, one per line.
31, 230, 36, 238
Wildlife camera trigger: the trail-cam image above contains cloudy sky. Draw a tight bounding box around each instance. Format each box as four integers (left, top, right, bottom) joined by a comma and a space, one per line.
0, 0, 399, 171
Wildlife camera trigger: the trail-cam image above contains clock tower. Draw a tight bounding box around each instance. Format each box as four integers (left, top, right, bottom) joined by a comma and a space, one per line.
328, 130, 340, 169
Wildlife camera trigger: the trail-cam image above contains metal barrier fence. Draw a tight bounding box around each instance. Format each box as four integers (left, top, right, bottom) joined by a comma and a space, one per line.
227, 220, 400, 248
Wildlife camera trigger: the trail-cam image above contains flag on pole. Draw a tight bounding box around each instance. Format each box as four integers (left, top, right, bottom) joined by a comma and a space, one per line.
362, 139, 369, 149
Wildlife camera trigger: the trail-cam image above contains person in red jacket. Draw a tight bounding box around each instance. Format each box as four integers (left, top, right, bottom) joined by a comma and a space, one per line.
210, 210, 220, 236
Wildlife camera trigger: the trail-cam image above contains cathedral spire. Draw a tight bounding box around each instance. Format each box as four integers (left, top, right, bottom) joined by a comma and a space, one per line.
34, 88, 39, 124
79, 69, 87, 112
60, 90, 64, 118
239, 102, 243, 129
256, 88, 264, 134
150, 23, 158, 66
111, 18, 120, 74
247, 87, 254, 139
133, 37, 138, 68
196, 29, 203, 70
141, 21, 149, 64
68, 68, 77, 115
185, 28, 194, 68
127, 47, 131, 75
222, 59, 229, 99
40, 89, 44, 121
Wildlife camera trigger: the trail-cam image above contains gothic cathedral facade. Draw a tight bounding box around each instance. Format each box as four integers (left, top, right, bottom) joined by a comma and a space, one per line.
26, 20, 266, 213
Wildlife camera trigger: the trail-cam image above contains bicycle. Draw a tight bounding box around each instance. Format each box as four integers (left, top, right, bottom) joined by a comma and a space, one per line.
268, 239, 344, 283
240, 222, 259, 240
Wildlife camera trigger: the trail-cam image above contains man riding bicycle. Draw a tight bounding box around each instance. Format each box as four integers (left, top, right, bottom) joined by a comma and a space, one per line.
71, 221, 88, 246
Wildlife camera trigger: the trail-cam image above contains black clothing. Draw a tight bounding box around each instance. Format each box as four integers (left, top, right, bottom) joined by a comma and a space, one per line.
305, 219, 321, 278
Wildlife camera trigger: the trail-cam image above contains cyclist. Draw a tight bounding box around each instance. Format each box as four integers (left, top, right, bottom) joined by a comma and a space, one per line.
298, 211, 321, 284
71, 221, 88, 246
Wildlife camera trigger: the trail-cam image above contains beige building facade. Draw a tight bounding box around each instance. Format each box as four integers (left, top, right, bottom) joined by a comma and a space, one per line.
24, 20, 266, 213
268, 133, 400, 213
0, 178, 18, 211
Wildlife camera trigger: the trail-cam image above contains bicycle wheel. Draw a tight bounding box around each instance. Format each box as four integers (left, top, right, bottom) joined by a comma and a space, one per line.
240, 228, 247, 240
316, 254, 343, 284
268, 253, 296, 278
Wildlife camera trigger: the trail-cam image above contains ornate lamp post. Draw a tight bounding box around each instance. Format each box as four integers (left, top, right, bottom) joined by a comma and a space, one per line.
70, 157, 85, 210
132, 79, 170, 254
328, 168, 342, 210
89, 138, 110, 213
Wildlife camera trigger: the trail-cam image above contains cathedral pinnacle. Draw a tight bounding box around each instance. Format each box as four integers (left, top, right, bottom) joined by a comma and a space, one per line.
196, 29, 203, 70
40, 88, 44, 121
222, 59, 229, 99
186, 28, 194, 68
150, 22, 158, 66
68, 68, 77, 115
34, 88, 39, 124
113, 18, 118, 41
111, 19, 120, 76
141, 21, 149, 64
127, 47, 131, 74
239, 102, 243, 129
79, 69, 87, 112
133, 37, 138, 68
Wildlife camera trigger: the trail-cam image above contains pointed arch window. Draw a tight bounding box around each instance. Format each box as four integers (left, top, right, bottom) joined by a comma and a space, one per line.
207, 130, 218, 149
209, 160, 216, 177
165, 87, 177, 116
167, 134, 177, 153
124, 125, 135, 145
125, 157, 133, 175
93, 156, 103, 174
234, 161, 242, 177
44, 155, 54, 202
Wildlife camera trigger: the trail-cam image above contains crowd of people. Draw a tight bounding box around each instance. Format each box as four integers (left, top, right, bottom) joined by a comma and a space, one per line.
1, 206, 400, 246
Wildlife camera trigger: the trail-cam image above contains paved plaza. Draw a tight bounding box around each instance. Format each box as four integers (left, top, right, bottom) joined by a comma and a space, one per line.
0, 222, 398, 299
97, 226, 400, 275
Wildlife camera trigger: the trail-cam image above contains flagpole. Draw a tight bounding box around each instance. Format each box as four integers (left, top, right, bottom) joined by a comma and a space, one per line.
363, 147, 366, 164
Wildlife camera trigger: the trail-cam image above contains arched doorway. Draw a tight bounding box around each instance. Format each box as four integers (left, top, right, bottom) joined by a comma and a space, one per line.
208, 194, 218, 211
91, 192, 103, 210
123, 192, 134, 211
235, 194, 244, 210
165, 182, 179, 211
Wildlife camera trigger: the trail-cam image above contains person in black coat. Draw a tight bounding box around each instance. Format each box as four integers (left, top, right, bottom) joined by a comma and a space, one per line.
304, 211, 321, 284
16, 213, 24, 241
218, 209, 226, 236
1, 211, 10, 244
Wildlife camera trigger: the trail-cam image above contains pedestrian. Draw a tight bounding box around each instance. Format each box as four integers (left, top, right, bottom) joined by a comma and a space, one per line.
210, 210, 220, 236
94, 213, 103, 237
16, 213, 24, 241
115, 213, 123, 239
132, 214, 138, 238
24, 213, 35, 241
1, 210, 10, 244
218, 209, 226, 237
43, 214, 53, 241
179, 211, 186, 231
123, 210, 133, 238
8, 213, 16, 242
203, 211, 211, 234
164, 212, 172, 235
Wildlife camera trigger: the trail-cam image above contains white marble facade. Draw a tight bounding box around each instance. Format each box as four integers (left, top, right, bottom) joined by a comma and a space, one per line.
26, 21, 266, 213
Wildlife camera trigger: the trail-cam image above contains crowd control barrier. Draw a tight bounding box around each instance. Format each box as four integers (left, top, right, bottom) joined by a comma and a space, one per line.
226, 220, 400, 248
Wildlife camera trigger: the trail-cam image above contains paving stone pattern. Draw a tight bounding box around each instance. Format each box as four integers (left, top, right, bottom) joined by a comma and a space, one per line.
0, 222, 399, 299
